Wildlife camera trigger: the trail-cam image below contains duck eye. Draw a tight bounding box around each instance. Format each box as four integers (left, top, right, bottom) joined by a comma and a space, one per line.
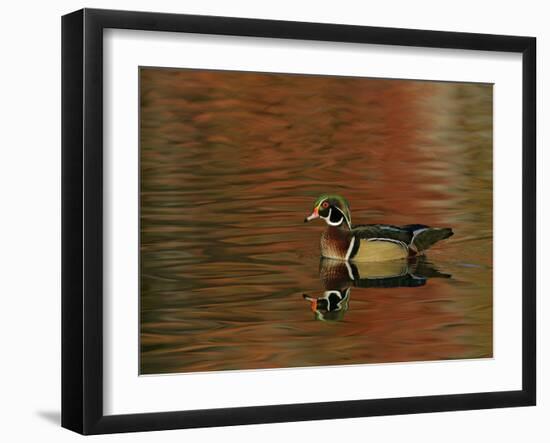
321, 201, 329, 209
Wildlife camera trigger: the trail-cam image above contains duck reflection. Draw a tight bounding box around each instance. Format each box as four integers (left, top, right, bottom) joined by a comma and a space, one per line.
302, 256, 451, 321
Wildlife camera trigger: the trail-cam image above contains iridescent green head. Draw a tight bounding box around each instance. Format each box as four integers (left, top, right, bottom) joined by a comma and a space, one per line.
304, 194, 352, 228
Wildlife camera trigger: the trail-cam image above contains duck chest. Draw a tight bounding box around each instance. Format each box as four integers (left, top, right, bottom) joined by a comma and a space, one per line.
320, 227, 351, 260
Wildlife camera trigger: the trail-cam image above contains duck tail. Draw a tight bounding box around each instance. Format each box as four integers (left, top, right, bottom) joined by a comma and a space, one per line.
410, 227, 453, 252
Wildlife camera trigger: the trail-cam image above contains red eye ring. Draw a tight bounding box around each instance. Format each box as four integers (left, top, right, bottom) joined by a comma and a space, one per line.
321, 201, 329, 209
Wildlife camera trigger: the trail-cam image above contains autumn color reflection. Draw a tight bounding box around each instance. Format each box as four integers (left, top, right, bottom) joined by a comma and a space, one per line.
140, 68, 493, 375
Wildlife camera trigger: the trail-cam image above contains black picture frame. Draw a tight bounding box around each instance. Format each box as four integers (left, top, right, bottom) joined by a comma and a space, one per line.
62, 8, 536, 435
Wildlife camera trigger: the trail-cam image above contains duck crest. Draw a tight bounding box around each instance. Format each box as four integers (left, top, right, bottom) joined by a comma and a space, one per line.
320, 225, 351, 260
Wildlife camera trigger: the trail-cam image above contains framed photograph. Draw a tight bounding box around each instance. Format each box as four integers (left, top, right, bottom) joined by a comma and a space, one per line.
62, 8, 536, 434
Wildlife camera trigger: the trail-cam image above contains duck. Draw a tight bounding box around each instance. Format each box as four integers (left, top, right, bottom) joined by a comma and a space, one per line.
304, 194, 453, 262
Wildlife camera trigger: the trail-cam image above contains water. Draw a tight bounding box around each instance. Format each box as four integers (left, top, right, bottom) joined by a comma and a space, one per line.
140, 68, 493, 375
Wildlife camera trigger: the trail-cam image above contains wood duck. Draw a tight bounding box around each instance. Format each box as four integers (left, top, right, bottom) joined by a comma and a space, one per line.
304, 194, 453, 262
302, 256, 451, 321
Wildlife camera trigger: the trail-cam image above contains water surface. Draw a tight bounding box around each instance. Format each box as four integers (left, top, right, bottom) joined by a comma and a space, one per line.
140, 68, 492, 374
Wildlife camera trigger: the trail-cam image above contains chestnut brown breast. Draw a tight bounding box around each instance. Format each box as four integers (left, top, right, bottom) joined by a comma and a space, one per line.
320, 226, 351, 260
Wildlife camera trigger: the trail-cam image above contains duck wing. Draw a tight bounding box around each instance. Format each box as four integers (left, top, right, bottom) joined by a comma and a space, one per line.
351, 223, 453, 253
351, 224, 414, 243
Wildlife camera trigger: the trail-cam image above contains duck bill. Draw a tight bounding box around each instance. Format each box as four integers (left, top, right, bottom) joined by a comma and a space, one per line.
304, 207, 319, 223
302, 294, 318, 312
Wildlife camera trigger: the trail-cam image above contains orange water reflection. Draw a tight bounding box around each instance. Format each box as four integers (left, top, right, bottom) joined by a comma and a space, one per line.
140, 68, 492, 375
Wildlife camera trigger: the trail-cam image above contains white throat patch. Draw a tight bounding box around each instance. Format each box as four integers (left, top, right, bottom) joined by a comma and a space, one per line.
320, 206, 350, 228
321, 208, 342, 226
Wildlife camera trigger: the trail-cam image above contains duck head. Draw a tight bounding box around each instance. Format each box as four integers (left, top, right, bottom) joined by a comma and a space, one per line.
304, 194, 352, 228
302, 289, 351, 322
